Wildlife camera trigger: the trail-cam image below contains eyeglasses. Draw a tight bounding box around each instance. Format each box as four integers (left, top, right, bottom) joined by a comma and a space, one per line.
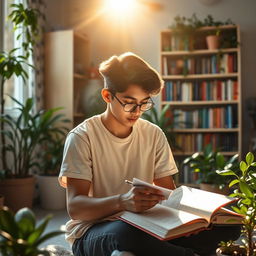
111, 93, 154, 112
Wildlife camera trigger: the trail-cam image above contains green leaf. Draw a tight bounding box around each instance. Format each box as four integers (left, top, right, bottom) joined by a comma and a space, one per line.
229, 179, 239, 187
216, 169, 237, 177
251, 162, 256, 167
246, 152, 254, 165
239, 161, 247, 173
239, 181, 254, 198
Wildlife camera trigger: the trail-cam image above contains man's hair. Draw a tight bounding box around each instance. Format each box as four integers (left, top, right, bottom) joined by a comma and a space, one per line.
99, 52, 164, 95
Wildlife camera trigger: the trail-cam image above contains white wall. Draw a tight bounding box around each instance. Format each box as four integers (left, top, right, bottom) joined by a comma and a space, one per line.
44, 0, 256, 155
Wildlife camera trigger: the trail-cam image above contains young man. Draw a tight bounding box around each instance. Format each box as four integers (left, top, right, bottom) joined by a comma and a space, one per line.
59, 52, 240, 256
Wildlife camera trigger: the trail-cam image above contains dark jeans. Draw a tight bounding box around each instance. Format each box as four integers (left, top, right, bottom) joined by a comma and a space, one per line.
72, 220, 241, 256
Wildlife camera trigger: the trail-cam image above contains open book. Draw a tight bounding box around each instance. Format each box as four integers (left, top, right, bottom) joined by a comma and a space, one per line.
118, 178, 243, 241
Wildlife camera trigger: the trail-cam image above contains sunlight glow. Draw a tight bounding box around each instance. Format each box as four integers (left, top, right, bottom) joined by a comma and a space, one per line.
104, 0, 137, 17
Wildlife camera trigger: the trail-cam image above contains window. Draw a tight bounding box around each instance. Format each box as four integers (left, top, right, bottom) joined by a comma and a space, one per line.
2, 0, 31, 109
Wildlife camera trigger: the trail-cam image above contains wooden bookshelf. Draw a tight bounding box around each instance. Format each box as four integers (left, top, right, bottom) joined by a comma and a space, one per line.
44, 30, 90, 128
160, 25, 241, 185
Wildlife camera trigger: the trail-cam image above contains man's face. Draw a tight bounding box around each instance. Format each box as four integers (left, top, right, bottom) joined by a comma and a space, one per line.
109, 84, 152, 128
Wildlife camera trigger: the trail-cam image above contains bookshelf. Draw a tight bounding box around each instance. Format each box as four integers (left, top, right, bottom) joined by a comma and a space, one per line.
44, 30, 90, 128
160, 25, 241, 185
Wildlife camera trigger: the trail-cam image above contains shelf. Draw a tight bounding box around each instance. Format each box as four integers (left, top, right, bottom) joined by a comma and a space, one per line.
161, 48, 238, 56
161, 100, 238, 106
74, 73, 88, 80
173, 151, 239, 156
162, 73, 238, 80
161, 25, 237, 34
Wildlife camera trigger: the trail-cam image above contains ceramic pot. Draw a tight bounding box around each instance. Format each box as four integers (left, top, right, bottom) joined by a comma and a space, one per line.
0, 176, 35, 212
206, 35, 220, 50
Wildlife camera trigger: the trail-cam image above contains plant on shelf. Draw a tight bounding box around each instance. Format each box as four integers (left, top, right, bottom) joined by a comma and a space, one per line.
169, 13, 236, 50
169, 13, 203, 50
142, 105, 182, 151
203, 15, 234, 50
0, 206, 64, 256
182, 144, 239, 193
216, 152, 256, 256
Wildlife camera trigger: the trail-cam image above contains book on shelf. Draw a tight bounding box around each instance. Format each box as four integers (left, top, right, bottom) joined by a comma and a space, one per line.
162, 53, 237, 76
118, 178, 242, 241
174, 133, 238, 153
162, 80, 238, 102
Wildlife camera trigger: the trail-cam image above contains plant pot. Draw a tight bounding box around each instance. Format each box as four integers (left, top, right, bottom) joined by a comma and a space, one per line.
37, 175, 66, 210
206, 35, 220, 50
200, 183, 230, 195
0, 194, 4, 208
0, 176, 35, 212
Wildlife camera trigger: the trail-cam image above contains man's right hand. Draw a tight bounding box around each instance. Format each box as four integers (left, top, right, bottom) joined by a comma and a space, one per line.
119, 186, 165, 213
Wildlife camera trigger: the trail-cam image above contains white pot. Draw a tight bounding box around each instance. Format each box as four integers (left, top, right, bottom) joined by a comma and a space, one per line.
37, 175, 66, 210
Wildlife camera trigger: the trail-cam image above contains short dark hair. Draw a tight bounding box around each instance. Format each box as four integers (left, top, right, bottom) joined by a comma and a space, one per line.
99, 52, 163, 95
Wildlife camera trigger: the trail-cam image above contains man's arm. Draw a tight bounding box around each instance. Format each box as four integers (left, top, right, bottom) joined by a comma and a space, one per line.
154, 175, 176, 190
66, 177, 165, 222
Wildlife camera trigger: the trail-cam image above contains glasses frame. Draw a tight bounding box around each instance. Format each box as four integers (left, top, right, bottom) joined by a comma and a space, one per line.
111, 93, 155, 112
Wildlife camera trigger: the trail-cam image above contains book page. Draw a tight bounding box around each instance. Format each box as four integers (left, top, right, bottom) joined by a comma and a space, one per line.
132, 178, 173, 199
162, 186, 235, 222
120, 204, 208, 239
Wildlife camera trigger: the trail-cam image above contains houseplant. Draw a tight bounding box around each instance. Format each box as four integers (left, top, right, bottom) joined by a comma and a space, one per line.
182, 143, 239, 194
0, 206, 64, 255
0, 96, 69, 211
203, 14, 234, 50
142, 105, 182, 151
216, 152, 256, 255
169, 13, 203, 51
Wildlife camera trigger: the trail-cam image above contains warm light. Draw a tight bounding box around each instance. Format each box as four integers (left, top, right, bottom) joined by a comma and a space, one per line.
104, 0, 136, 17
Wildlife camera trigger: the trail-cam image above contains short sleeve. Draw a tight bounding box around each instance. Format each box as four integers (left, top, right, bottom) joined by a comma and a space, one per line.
58, 132, 92, 188
154, 129, 178, 179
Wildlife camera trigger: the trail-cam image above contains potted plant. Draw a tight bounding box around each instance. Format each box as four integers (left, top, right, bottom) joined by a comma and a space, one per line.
169, 13, 204, 51
142, 105, 182, 151
36, 135, 68, 210
216, 152, 256, 255
182, 144, 239, 194
0, 97, 69, 212
203, 15, 234, 50
0, 206, 65, 255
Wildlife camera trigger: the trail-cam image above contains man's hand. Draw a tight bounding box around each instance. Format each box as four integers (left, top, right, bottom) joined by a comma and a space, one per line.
119, 186, 165, 213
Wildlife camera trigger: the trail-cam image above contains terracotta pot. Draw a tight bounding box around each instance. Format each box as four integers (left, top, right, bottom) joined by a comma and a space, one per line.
0, 176, 35, 212
37, 175, 66, 210
200, 183, 230, 195
0, 194, 4, 208
206, 35, 220, 50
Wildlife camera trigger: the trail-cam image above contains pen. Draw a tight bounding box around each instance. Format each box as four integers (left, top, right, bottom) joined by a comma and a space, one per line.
125, 179, 133, 185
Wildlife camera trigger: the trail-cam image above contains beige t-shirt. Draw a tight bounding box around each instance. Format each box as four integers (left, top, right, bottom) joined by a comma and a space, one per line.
59, 115, 178, 244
